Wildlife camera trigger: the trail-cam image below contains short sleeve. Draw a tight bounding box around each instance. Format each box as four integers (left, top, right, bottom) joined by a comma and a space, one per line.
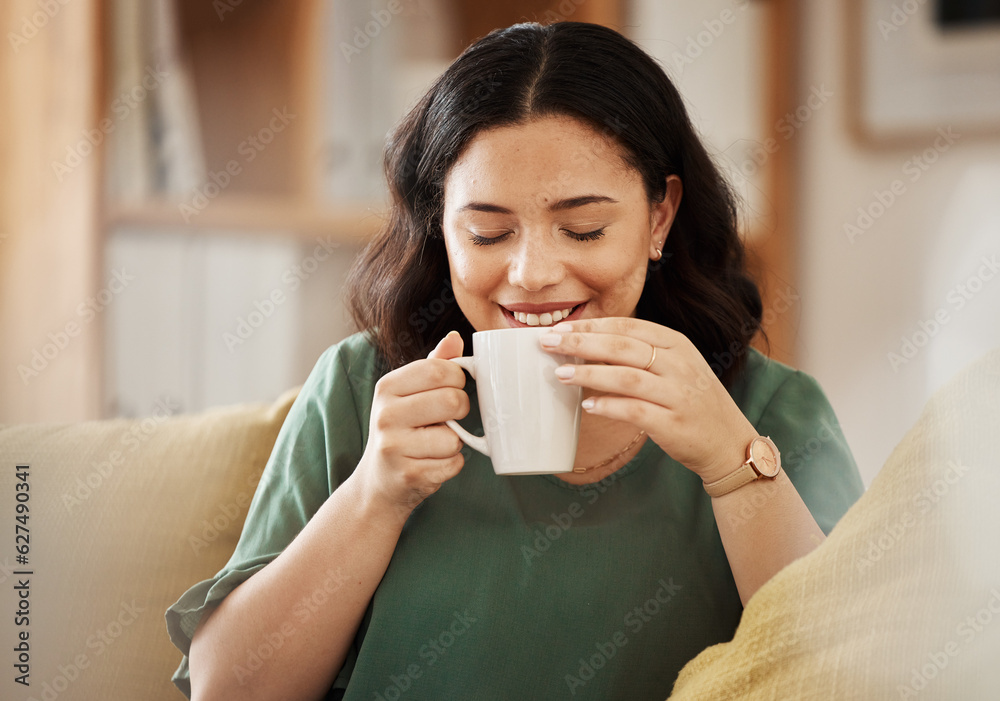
751, 370, 866, 534
164, 334, 378, 698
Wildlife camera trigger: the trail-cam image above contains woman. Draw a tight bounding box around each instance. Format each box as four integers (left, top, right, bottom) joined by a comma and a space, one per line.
167, 21, 864, 701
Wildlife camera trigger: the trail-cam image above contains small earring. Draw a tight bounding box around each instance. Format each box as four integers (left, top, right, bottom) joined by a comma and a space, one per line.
652, 248, 662, 261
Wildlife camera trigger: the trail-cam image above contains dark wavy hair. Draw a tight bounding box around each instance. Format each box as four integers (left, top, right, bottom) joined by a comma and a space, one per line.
346, 21, 762, 387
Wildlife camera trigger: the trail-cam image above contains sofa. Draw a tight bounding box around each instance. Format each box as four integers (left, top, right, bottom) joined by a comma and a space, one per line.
0, 349, 997, 700
667, 348, 1000, 700
0, 388, 299, 701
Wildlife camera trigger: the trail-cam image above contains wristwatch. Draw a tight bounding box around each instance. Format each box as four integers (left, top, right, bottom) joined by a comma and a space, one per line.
703, 435, 781, 498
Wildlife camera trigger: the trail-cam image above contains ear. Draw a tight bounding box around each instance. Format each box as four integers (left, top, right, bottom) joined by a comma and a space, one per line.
648, 175, 683, 261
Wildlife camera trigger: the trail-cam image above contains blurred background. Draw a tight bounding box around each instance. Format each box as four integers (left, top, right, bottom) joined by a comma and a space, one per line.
2, 0, 998, 485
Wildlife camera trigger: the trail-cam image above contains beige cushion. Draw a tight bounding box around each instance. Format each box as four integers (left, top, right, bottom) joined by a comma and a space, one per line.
668, 350, 1000, 700
0, 388, 297, 701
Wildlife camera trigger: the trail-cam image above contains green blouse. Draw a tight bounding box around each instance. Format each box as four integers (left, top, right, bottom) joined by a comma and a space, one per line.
166, 332, 864, 700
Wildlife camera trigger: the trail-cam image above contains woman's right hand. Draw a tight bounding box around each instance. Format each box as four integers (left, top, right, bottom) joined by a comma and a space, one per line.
190, 334, 469, 701
354, 330, 470, 521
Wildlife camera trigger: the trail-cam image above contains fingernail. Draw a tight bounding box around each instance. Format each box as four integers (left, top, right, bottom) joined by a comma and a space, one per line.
581, 398, 595, 410
552, 322, 572, 333
539, 333, 561, 348
554, 365, 575, 379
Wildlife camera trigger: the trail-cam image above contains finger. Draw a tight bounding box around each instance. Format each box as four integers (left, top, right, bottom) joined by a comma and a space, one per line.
579, 393, 670, 432
427, 330, 465, 360
402, 424, 466, 460
417, 453, 466, 486
555, 363, 673, 405
377, 357, 467, 398
387, 454, 466, 520
397, 455, 466, 498
550, 317, 686, 350
542, 327, 667, 372
378, 386, 470, 429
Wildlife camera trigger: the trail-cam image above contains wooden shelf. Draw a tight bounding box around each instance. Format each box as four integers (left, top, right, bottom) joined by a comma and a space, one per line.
105, 196, 385, 243
104, 1, 627, 241
174, 0, 320, 199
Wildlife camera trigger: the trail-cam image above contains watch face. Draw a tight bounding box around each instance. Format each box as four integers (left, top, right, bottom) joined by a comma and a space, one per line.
750, 437, 781, 478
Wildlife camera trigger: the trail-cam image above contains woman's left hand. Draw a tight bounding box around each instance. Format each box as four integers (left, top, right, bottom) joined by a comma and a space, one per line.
540, 317, 758, 483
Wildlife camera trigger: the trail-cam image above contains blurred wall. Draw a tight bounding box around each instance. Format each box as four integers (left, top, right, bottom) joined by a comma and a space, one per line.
631, 0, 1000, 485
796, 0, 1000, 485
0, 0, 104, 424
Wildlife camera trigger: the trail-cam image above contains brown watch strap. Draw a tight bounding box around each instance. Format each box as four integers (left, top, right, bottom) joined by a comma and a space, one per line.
703, 463, 758, 498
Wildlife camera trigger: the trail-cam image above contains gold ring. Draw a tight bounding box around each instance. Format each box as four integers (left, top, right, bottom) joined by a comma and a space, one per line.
642, 345, 657, 372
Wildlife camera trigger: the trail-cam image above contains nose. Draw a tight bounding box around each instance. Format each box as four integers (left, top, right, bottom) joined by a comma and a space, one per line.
506, 230, 566, 291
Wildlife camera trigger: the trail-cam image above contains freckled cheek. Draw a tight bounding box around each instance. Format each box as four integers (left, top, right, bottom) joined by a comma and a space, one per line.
583, 256, 648, 310
448, 248, 504, 311
585, 252, 642, 289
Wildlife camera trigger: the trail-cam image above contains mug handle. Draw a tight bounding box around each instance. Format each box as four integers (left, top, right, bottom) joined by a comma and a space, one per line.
444, 356, 490, 456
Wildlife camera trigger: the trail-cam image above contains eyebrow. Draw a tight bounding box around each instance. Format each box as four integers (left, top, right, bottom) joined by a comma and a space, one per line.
457, 195, 618, 214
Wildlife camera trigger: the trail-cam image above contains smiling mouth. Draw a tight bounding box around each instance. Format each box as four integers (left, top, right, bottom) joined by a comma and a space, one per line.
502, 304, 583, 327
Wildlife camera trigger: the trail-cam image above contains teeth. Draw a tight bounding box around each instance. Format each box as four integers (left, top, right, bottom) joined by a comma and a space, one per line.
513, 307, 574, 326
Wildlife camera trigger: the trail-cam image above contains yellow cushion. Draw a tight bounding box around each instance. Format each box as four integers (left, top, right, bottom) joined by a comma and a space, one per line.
668, 351, 1000, 700
0, 388, 297, 701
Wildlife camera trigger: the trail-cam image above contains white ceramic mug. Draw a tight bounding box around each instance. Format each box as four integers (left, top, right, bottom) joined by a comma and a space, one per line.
445, 327, 583, 475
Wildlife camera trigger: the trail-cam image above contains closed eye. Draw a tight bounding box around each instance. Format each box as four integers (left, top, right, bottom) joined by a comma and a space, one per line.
469, 231, 512, 246
468, 227, 606, 246
563, 227, 606, 242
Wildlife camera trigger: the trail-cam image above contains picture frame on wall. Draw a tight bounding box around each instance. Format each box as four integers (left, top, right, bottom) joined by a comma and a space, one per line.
848, 0, 1000, 145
